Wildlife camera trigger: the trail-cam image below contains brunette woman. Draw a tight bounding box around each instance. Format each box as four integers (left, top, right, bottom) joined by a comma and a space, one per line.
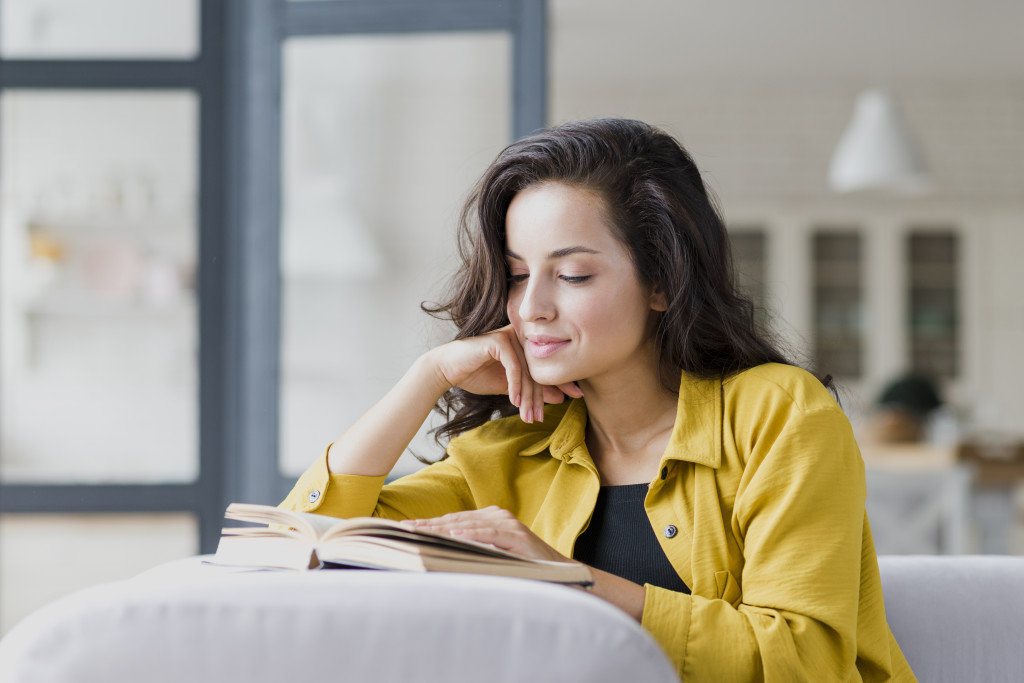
282, 118, 916, 682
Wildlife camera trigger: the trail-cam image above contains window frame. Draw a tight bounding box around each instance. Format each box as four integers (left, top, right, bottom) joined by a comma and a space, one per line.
0, 0, 547, 554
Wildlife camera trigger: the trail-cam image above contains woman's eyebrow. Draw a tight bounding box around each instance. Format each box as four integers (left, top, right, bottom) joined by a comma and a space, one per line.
504, 246, 601, 260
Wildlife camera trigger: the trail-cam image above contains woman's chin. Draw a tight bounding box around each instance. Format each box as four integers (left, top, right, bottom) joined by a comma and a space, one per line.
528, 367, 580, 389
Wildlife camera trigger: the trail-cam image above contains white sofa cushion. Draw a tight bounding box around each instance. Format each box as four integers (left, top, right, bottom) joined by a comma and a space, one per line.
879, 555, 1024, 683
0, 556, 678, 683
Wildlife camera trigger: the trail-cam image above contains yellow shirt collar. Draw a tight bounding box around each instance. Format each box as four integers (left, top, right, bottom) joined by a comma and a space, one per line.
517, 373, 724, 469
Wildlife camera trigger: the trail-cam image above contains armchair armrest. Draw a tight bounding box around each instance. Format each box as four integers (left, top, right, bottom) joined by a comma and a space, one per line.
0, 556, 678, 683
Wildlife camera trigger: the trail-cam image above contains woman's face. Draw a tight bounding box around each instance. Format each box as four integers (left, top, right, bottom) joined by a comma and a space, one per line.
504, 182, 665, 390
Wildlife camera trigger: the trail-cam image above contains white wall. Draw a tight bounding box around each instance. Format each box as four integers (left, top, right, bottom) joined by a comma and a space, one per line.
549, 2, 1024, 440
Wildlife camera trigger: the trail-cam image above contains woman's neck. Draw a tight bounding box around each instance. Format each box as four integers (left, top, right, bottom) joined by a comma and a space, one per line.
579, 368, 679, 486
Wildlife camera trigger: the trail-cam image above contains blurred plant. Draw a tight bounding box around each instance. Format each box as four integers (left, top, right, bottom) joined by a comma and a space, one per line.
871, 373, 943, 443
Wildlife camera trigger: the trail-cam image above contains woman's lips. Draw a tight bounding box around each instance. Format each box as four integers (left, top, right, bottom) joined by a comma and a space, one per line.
526, 337, 569, 359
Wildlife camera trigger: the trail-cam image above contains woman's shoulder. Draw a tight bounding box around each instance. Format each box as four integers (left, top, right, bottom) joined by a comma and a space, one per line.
720, 364, 859, 473
723, 362, 840, 416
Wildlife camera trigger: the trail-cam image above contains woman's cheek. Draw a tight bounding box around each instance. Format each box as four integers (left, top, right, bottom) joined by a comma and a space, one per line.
506, 297, 522, 329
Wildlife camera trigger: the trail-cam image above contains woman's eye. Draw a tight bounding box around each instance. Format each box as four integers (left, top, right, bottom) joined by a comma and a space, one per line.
560, 275, 591, 284
508, 274, 529, 284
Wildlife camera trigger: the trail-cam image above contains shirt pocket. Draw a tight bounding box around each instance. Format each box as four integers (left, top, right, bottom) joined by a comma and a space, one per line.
714, 570, 742, 607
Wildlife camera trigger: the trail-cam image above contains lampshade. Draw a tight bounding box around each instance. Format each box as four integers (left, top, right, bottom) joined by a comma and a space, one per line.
828, 89, 929, 194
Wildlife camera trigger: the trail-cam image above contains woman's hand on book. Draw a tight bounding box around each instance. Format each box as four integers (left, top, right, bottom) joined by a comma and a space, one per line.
401, 506, 570, 564
427, 326, 582, 423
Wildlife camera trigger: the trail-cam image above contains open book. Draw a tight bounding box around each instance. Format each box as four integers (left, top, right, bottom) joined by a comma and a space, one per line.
213, 503, 594, 587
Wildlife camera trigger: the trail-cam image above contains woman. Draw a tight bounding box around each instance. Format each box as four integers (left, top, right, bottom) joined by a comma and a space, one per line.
282, 118, 916, 682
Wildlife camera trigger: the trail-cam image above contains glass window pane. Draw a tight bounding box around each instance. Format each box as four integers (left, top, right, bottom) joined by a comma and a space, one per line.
908, 230, 959, 379
0, 513, 197, 634
0, 0, 198, 59
279, 32, 510, 478
0, 91, 198, 483
813, 230, 863, 378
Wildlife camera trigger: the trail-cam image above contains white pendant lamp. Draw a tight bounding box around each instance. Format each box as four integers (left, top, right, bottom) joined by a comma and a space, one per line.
828, 89, 929, 194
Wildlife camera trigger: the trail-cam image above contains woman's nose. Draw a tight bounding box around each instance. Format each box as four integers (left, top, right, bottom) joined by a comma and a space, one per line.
517, 281, 555, 322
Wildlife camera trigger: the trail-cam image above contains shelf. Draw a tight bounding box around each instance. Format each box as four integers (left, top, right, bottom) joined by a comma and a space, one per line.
22, 294, 194, 319
28, 213, 192, 233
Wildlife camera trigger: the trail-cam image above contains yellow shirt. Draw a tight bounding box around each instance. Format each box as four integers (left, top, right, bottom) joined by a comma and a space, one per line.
281, 363, 917, 682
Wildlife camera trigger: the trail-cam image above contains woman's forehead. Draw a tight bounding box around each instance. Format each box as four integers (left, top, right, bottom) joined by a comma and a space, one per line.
504, 183, 619, 253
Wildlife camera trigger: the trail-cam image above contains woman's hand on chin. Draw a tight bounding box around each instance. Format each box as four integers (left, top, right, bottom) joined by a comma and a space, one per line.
400, 506, 571, 564
426, 325, 583, 423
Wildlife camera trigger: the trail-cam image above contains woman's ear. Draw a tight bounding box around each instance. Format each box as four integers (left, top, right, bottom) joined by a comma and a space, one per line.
649, 287, 668, 312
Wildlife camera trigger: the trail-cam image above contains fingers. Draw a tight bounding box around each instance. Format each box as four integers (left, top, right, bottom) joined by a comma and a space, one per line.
541, 385, 566, 405
538, 383, 582, 408
502, 340, 523, 414
556, 382, 585, 399
496, 329, 531, 423
498, 327, 584, 424
408, 506, 514, 530
529, 360, 546, 423
401, 507, 517, 545
539, 381, 584, 406
400, 507, 566, 562
493, 326, 541, 424
514, 338, 536, 424
456, 325, 582, 424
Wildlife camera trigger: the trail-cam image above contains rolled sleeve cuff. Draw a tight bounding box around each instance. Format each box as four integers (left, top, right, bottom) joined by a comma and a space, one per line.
641, 584, 693, 675
278, 444, 387, 519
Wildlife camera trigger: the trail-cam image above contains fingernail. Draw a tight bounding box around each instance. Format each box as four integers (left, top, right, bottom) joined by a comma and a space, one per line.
514, 394, 521, 407
537, 406, 544, 422
525, 409, 533, 423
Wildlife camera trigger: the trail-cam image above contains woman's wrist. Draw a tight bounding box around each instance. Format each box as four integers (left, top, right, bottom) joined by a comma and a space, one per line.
413, 347, 457, 402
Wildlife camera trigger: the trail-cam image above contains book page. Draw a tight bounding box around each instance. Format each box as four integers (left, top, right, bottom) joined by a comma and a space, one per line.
225, 503, 384, 540
318, 520, 528, 560
224, 503, 329, 539
212, 535, 320, 570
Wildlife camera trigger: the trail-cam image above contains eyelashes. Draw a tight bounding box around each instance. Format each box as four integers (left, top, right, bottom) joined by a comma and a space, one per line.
506, 274, 592, 285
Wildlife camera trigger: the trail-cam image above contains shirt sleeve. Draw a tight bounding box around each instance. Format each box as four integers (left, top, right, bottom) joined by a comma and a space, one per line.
641, 406, 870, 682
279, 444, 476, 521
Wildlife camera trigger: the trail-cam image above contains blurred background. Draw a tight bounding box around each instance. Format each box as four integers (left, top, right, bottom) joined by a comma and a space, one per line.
1, 0, 1022, 634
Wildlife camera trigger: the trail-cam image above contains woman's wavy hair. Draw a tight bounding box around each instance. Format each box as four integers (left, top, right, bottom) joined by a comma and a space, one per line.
425, 117, 824, 443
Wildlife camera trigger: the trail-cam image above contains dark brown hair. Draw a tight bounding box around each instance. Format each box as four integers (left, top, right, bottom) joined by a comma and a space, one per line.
425, 118, 820, 442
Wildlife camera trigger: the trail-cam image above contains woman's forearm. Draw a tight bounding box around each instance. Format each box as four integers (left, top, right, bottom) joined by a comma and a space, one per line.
326, 326, 567, 477
326, 351, 451, 476
585, 567, 647, 622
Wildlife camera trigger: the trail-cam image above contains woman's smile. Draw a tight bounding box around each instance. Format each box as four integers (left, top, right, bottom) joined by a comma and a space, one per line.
525, 335, 571, 359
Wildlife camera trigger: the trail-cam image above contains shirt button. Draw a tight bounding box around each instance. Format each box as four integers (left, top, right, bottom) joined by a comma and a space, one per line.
663, 524, 678, 539
660, 466, 669, 480
307, 489, 321, 503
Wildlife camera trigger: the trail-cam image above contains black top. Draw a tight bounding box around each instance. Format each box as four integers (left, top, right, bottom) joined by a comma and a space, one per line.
572, 484, 690, 594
